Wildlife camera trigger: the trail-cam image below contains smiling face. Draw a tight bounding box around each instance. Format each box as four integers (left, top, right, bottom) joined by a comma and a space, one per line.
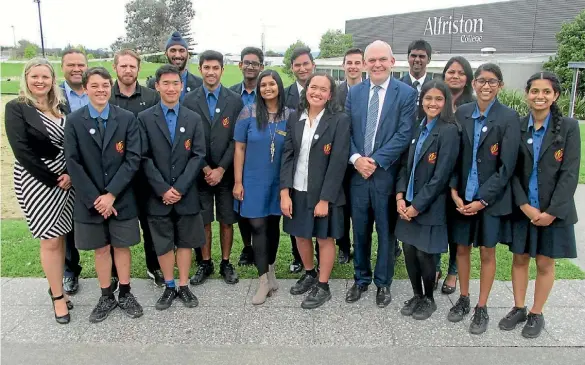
343, 53, 364, 81
240, 53, 264, 81
305, 75, 332, 110
84, 74, 112, 108
62, 52, 87, 87
408, 49, 429, 77
115, 55, 139, 87
259, 74, 278, 102
199, 60, 223, 89
527, 78, 559, 113
473, 70, 502, 104
422, 88, 446, 120
291, 53, 314, 84
365, 43, 395, 85
166, 45, 189, 71
26, 65, 53, 99
444, 61, 467, 91
156, 72, 182, 105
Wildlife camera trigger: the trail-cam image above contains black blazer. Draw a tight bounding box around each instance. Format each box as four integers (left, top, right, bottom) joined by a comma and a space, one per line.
512, 116, 580, 226
147, 71, 203, 94
284, 83, 301, 111
455, 93, 476, 109
59, 82, 72, 115
64, 104, 141, 223
229, 82, 243, 95
138, 104, 206, 216
280, 110, 351, 207
336, 81, 349, 111
5, 99, 64, 187
399, 73, 434, 88
182, 85, 244, 184
396, 119, 460, 225
450, 99, 521, 216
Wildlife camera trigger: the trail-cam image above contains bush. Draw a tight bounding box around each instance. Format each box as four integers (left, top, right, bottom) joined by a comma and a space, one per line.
498, 89, 585, 120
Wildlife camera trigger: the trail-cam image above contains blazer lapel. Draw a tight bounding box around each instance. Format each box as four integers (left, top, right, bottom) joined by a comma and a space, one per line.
416, 126, 439, 165
172, 108, 188, 151
153, 105, 172, 146
538, 123, 556, 160
478, 101, 501, 148
102, 106, 119, 152
22, 104, 50, 138
311, 112, 331, 148
295, 114, 305, 149
407, 126, 420, 172
378, 79, 398, 130
212, 88, 228, 126
520, 116, 534, 158
81, 107, 103, 149
196, 89, 212, 124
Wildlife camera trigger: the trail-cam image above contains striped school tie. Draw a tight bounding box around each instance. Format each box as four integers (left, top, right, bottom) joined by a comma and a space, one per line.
364, 85, 381, 156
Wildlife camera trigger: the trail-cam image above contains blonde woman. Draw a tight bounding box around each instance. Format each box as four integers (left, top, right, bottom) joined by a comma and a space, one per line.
5, 58, 75, 324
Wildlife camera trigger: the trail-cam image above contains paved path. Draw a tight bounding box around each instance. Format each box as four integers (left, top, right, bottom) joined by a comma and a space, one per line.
2, 277, 584, 364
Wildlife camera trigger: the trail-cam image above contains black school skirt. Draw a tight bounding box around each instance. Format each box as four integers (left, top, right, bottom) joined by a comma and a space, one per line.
283, 190, 344, 240
395, 218, 449, 254
449, 207, 512, 248
508, 218, 577, 259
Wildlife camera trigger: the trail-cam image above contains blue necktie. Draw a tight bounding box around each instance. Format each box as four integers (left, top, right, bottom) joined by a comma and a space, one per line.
364, 85, 381, 156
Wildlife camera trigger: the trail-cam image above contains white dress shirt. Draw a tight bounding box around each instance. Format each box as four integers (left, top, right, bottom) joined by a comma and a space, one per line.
349, 76, 391, 165
293, 109, 325, 191
409, 73, 427, 94
296, 81, 304, 95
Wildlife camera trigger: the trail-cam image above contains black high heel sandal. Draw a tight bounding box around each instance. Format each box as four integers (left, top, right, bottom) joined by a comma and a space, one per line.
441, 276, 458, 295
49, 291, 71, 324
48, 288, 73, 310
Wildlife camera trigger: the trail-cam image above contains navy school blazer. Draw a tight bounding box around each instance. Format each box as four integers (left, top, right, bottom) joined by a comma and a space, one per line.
64, 104, 141, 223
280, 109, 351, 208
512, 116, 580, 226
396, 118, 460, 225
450, 99, 521, 216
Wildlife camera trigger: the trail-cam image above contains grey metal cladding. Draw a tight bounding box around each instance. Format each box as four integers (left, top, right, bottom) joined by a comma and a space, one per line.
346, 0, 585, 54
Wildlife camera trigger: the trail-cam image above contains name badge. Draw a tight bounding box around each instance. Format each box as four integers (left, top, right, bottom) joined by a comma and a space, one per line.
411, 138, 415, 144
277, 130, 287, 136
215, 108, 221, 113
314, 134, 319, 140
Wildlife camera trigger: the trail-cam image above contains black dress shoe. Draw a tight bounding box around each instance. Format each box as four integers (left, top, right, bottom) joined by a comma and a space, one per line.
301, 285, 332, 309
147, 269, 165, 287
49, 291, 70, 324
220, 262, 239, 284
190, 262, 214, 285
337, 250, 350, 264
376, 286, 392, 308
238, 246, 255, 266
290, 273, 317, 295
63, 276, 79, 295
289, 260, 303, 274
522, 312, 545, 339
345, 283, 368, 303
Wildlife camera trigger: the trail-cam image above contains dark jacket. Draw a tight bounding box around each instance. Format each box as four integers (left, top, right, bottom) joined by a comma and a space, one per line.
109, 81, 160, 117
336, 81, 349, 111
512, 116, 580, 226
64, 104, 141, 223
229, 82, 243, 95
5, 99, 64, 187
396, 119, 460, 225
138, 104, 206, 216
59, 82, 73, 115
280, 110, 351, 207
284, 83, 301, 111
147, 70, 203, 93
450, 99, 521, 216
182, 85, 244, 185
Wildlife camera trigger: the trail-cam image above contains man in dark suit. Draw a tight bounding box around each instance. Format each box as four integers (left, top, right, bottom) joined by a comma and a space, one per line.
229, 46, 265, 266
345, 40, 416, 308
64, 67, 143, 323
110, 49, 163, 287
400, 40, 434, 109
146, 32, 203, 102
139, 64, 206, 310
59, 49, 88, 295
183, 50, 244, 286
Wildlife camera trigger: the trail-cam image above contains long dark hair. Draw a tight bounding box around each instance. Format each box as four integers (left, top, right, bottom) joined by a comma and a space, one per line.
525, 71, 563, 144
442, 56, 474, 107
419, 80, 455, 123
256, 70, 286, 129
298, 72, 342, 114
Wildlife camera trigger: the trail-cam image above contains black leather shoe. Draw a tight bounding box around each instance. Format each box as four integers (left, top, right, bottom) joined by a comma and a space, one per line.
63, 276, 79, 295
155, 287, 177, 310
289, 260, 303, 274
376, 286, 392, 308
345, 283, 368, 303
177, 286, 199, 308
290, 273, 317, 295
190, 262, 214, 286
49, 291, 70, 324
301, 285, 332, 309
337, 250, 350, 264
147, 269, 165, 287
499, 306, 527, 331
238, 246, 255, 266
220, 262, 239, 284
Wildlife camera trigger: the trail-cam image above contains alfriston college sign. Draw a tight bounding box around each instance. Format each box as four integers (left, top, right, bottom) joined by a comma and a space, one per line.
424, 15, 484, 43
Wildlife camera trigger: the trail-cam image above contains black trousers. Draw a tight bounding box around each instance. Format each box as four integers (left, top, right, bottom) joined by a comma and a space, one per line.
64, 230, 82, 278
403, 242, 436, 299
249, 215, 281, 276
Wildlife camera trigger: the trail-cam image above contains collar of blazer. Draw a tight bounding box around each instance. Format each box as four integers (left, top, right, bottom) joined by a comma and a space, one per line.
409, 118, 443, 170
20, 102, 51, 138
81, 104, 120, 151
191, 85, 229, 124
519, 114, 557, 160
294, 109, 333, 149
153, 103, 188, 150
461, 98, 501, 148
359, 77, 398, 136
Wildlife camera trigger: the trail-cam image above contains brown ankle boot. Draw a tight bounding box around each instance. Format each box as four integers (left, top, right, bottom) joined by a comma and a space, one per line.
252, 274, 272, 305
268, 264, 279, 291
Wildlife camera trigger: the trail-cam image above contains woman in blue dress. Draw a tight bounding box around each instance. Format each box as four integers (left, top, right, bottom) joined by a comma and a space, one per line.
233, 70, 290, 305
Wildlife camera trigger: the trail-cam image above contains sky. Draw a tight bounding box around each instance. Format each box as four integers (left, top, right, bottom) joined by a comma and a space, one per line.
0, 0, 506, 53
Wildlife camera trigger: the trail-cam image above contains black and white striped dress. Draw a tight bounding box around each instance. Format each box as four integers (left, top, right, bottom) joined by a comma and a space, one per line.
13, 110, 75, 239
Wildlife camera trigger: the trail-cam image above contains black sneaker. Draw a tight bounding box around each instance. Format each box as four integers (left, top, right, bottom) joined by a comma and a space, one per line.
155, 287, 177, 310
469, 305, 490, 335
110, 277, 120, 293
447, 295, 471, 323
147, 269, 165, 287
238, 246, 255, 266
89, 295, 118, 323
190, 262, 214, 286
301, 285, 332, 309
412, 297, 437, 320
401, 295, 423, 316
522, 312, 545, 339
220, 262, 239, 284
118, 293, 143, 318
290, 273, 317, 295
499, 306, 527, 331
177, 286, 199, 308
289, 261, 303, 274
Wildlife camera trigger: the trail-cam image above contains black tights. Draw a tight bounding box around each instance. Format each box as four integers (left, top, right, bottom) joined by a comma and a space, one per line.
403, 242, 436, 300
249, 215, 281, 276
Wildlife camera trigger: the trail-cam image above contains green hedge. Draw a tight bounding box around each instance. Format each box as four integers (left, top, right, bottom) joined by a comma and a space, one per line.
498, 89, 585, 120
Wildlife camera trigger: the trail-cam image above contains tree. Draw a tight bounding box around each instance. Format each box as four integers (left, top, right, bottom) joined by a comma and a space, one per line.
14, 39, 39, 58
282, 40, 310, 78
24, 43, 38, 59
318, 29, 353, 59
544, 10, 585, 96
167, 0, 196, 48
265, 50, 283, 57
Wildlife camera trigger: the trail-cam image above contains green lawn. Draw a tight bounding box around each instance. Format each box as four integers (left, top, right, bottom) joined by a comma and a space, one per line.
0, 62, 293, 94
580, 126, 585, 184
1, 219, 583, 280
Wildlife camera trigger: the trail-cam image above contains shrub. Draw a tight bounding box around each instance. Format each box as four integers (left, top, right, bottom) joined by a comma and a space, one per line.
498, 89, 585, 120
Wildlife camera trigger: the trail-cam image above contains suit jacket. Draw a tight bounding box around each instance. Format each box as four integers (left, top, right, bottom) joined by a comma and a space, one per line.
5, 99, 64, 187
280, 110, 351, 207
345, 77, 417, 195
138, 104, 206, 216
64, 104, 141, 223
59, 82, 72, 115
336, 81, 349, 111
229, 82, 243, 95
284, 83, 301, 111
512, 116, 580, 226
182, 85, 244, 186
396, 119, 460, 225
450, 99, 521, 216
147, 70, 203, 94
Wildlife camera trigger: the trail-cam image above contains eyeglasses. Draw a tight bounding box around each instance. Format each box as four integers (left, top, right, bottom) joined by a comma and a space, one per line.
243, 61, 262, 69
475, 78, 500, 87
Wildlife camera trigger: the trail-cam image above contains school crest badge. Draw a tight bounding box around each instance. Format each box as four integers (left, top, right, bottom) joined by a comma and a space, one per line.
323, 143, 332, 155
427, 152, 437, 164
554, 148, 564, 162
490, 143, 499, 156
115, 141, 124, 154
184, 139, 192, 151
222, 117, 230, 128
